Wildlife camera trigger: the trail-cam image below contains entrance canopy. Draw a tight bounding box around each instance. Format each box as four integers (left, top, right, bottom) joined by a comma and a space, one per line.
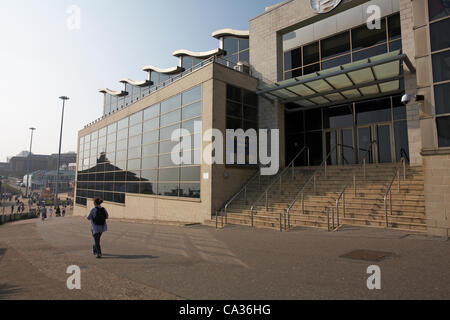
257, 50, 416, 111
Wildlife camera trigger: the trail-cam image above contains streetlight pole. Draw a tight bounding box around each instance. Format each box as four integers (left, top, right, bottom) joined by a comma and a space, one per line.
54, 96, 69, 209
26, 127, 36, 198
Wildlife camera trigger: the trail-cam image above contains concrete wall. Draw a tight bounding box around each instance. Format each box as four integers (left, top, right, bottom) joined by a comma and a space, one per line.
424, 155, 450, 238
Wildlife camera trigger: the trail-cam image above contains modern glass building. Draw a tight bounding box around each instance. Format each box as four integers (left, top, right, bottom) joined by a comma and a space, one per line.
75, 0, 450, 237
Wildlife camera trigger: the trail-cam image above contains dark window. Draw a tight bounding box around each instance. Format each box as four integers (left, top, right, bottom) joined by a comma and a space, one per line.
436, 116, 450, 147
430, 18, 450, 52
303, 42, 319, 65
322, 54, 351, 69
224, 37, 239, 55
180, 183, 200, 198
323, 104, 353, 129
140, 183, 155, 195
181, 166, 200, 181
158, 183, 179, 197
303, 63, 320, 75
352, 19, 387, 51
352, 44, 387, 62
434, 82, 450, 115
284, 48, 302, 71
356, 97, 392, 124
429, 0, 450, 21
321, 32, 350, 60
239, 39, 249, 51
227, 85, 242, 102
388, 14, 401, 40
305, 108, 322, 131
432, 50, 450, 82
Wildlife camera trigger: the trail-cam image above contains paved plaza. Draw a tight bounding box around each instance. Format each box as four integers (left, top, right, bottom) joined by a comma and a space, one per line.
0, 215, 449, 300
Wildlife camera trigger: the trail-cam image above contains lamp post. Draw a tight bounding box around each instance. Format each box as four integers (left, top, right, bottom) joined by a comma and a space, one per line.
54, 96, 69, 209
25, 127, 36, 198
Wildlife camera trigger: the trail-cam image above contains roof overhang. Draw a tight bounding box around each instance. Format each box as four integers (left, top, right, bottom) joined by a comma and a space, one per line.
99, 88, 128, 97
119, 78, 152, 87
172, 48, 223, 58
257, 50, 416, 111
211, 29, 249, 39
142, 65, 184, 74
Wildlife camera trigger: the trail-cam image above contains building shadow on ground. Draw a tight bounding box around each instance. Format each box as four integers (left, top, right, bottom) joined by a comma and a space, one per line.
99, 254, 158, 260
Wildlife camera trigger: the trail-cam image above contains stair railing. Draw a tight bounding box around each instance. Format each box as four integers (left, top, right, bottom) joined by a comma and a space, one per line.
383, 157, 407, 228
217, 168, 262, 228
248, 146, 310, 227
334, 141, 379, 230
285, 144, 340, 229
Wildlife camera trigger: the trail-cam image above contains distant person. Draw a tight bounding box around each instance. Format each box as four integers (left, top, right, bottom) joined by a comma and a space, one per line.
41, 205, 47, 222
48, 207, 53, 217
11, 205, 14, 214
87, 198, 108, 259
62, 206, 66, 217
56, 206, 61, 217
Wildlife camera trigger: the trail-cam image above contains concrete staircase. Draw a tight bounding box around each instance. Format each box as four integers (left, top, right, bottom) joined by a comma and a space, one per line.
205, 163, 426, 233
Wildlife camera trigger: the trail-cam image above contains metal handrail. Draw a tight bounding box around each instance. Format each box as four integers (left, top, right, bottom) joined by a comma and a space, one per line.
334, 140, 378, 229
249, 146, 310, 227
285, 144, 340, 229
220, 168, 262, 227
383, 157, 406, 228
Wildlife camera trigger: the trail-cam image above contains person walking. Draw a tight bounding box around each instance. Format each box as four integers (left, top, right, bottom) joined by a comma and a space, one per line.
56, 206, 61, 217
87, 198, 108, 259
41, 205, 47, 223
62, 206, 66, 217
11, 205, 14, 214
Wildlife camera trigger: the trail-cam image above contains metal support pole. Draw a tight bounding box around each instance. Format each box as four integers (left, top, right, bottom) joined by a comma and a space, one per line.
313, 175, 316, 194
279, 213, 282, 232
287, 209, 290, 229
336, 200, 339, 228
215, 211, 218, 229
384, 196, 388, 228
354, 174, 356, 197
251, 209, 254, 228
307, 149, 310, 167
55, 97, 69, 209
363, 159, 366, 180
301, 192, 304, 215
343, 193, 346, 218
265, 191, 268, 210
389, 190, 392, 216
332, 207, 335, 230
221, 212, 224, 228
326, 207, 330, 232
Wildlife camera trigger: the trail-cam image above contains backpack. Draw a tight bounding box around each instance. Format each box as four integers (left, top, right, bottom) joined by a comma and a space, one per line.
93, 207, 107, 226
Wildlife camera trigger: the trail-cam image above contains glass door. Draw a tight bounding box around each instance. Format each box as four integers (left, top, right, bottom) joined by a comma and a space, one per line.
376, 124, 394, 163
357, 126, 373, 164
324, 130, 338, 165
323, 128, 355, 165
341, 128, 355, 165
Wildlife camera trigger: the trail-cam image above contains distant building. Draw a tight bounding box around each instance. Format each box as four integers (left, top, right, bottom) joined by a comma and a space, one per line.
25, 170, 75, 193
8, 152, 77, 177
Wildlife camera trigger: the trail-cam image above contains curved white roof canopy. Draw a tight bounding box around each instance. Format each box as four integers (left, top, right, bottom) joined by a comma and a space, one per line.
172, 48, 223, 58
142, 65, 184, 75
212, 29, 249, 39
119, 78, 152, 87
99, 88, 128, 97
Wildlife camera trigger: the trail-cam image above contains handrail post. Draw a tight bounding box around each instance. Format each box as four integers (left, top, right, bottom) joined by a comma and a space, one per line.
397, 168, 400, 192
287, 208, 291, 229
326, 207, 330, 232
265, 191, 268, 210
332, 207, 335, 230
301, 192, 304, 214
251, 208, 254, 228
336, 200, 339, 228
279, 213, 282, 232
221, 211, 224, 228
354, 174, 356, 197
389, 190, 392, 216
403, 158, 406, 180
384, 195, 388, 228
313, 175, 316, 194
244, 187, 247, 205
363, 159, 366, 181
215, 211, 218, 229
343, 192, 346, 218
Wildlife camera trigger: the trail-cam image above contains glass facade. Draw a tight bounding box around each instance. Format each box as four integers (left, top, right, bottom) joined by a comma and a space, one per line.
429, 1, 450, 147
222, 37, 250, 64
285, 94, 409, 166
226, 84, 258, 165
283, 13, 401, 80
76, 85, 202, 206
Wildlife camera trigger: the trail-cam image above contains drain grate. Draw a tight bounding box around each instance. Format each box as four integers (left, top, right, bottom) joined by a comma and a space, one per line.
340, 250, 393, 262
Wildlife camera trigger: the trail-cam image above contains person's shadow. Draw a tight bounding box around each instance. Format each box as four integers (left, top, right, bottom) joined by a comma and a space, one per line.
99, 254, 158, 260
